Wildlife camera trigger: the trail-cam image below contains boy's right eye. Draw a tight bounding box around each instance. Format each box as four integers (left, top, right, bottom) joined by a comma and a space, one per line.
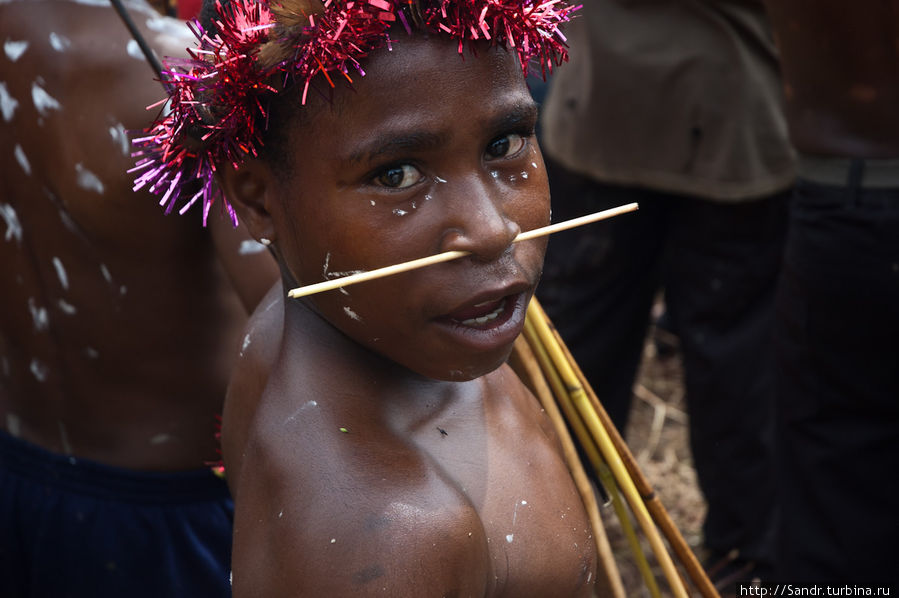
375, 164, 423, 189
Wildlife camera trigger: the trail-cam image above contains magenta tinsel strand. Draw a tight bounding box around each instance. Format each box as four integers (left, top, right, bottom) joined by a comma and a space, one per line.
131, 0, 576, 226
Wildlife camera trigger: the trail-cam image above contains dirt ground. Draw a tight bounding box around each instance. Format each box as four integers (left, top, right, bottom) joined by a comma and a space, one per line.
598, 324, 710, 597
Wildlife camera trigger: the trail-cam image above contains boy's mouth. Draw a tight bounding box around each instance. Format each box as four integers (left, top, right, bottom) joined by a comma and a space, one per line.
448, 297, 508, 328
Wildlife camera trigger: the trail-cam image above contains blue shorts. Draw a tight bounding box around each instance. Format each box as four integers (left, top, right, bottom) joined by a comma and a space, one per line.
0, 431, 233, 597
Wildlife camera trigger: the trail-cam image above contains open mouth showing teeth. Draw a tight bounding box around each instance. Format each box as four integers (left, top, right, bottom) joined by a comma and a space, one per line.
459, 299, 506, 326
448, 297, 508, 328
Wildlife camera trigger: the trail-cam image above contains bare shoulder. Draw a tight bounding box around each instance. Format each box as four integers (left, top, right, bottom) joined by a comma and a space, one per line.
229, 384, 492, 597
222, 281, 284, 492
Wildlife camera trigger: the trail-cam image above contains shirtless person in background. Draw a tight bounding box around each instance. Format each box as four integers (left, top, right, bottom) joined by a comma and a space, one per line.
762, 0, 899, 584
0, 0, 278, 595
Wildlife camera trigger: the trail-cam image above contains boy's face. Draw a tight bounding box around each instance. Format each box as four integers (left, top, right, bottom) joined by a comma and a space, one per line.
268, 34, 550, 381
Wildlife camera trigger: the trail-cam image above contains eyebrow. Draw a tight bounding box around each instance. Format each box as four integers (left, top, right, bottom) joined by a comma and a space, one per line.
345, 98, 540, 166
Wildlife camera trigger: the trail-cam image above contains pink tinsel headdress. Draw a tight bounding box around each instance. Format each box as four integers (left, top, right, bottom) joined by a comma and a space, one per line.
130, 0, 579, 225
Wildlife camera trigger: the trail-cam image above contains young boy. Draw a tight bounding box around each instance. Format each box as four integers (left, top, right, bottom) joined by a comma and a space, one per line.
136, 0, 597, 594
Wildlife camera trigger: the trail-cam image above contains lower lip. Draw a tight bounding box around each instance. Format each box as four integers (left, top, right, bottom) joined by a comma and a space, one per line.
433, 292, 529, 353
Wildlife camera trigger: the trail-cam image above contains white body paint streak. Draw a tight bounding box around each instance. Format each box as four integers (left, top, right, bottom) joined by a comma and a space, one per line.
75, 163, 105, 194
126, 39, 146, 61
85, 346, 100, 359
239, 334, 251, 356
100, 264, 113, 283
1, 204, 23, 243
0, 82, 19, 121
52, 256, 69, 290
58, 299, 77, 315
145, 15, 185, 35
49, 32, 71, 52
150, 433, 172, 445
4, 39, 28, 61
31, 82, 61, 117
326, 269, 364, 280
238, 239, 267, 255
57, 420, 73, 455
28, 298, 49, 331
321, 252, 331, 278
30, 359, 48, 382
13, 144, 31, 175
284, 400, 319, 425
108, 123, 130, 156
6, 413, 22, 437
343, 306, 362, 321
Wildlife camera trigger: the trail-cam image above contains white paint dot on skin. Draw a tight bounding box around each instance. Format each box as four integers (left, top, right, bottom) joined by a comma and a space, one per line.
1, 203, 23, 243
505, 534, 514, 543
100, 264, 113, 283
520, 171, 528, 179
238, 239, 267, 255
52, 256, 69, 290
531, 162, 538, 169
0, 82, 19, 122
343, 306, 361, 321
108, 123, 130, 156
84, 347, 100, 359
126, 39, 144, 61
6, 413, 22, 437
119, 285, 127, 296
370, 200, 376, 206
434, 176, 447, 184
57, 420, 73, 455
149, 433, 172, 445
30, 358, 48, 382
58, 299, 77, 315
4, 39, 29, 61
75, 163, 104, 194
330, 538, 336, 544
48, 32, 72, 52
31, 82, 61, 117
239, 334, 251, 356
13, 144, 31, 175
489, 170, 499, 179
28, 298, 49, 332
392, 208, 407, 216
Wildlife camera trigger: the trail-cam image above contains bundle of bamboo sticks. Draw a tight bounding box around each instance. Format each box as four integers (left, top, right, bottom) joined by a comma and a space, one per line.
511, 298, 719, 598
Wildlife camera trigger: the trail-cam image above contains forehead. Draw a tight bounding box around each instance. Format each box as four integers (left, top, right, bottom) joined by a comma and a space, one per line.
289, 34, 532, 148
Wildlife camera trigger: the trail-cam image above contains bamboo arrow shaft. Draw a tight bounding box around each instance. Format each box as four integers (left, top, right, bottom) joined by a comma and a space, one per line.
287, 202, 638, 299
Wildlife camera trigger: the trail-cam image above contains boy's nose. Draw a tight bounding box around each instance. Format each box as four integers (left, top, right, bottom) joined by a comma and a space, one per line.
438, 176, 521, 262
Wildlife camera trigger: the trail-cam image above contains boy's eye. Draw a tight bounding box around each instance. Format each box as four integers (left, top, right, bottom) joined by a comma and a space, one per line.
485, 134, 527, 160
376, 164, 423, 189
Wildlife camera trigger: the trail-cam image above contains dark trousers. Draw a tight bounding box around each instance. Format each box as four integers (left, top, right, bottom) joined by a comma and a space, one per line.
536, 158, 790, 565
774, 176, 899, 584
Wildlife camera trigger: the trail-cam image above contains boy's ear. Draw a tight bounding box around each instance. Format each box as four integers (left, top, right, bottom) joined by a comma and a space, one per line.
216, 159, 277, 244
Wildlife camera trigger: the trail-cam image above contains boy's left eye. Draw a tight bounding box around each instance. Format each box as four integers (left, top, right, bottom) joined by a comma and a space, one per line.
376, 164, 423, 189
485, 133, 527, 160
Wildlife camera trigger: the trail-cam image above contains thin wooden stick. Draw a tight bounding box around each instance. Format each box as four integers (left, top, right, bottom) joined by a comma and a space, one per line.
287, 202, 639, 299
